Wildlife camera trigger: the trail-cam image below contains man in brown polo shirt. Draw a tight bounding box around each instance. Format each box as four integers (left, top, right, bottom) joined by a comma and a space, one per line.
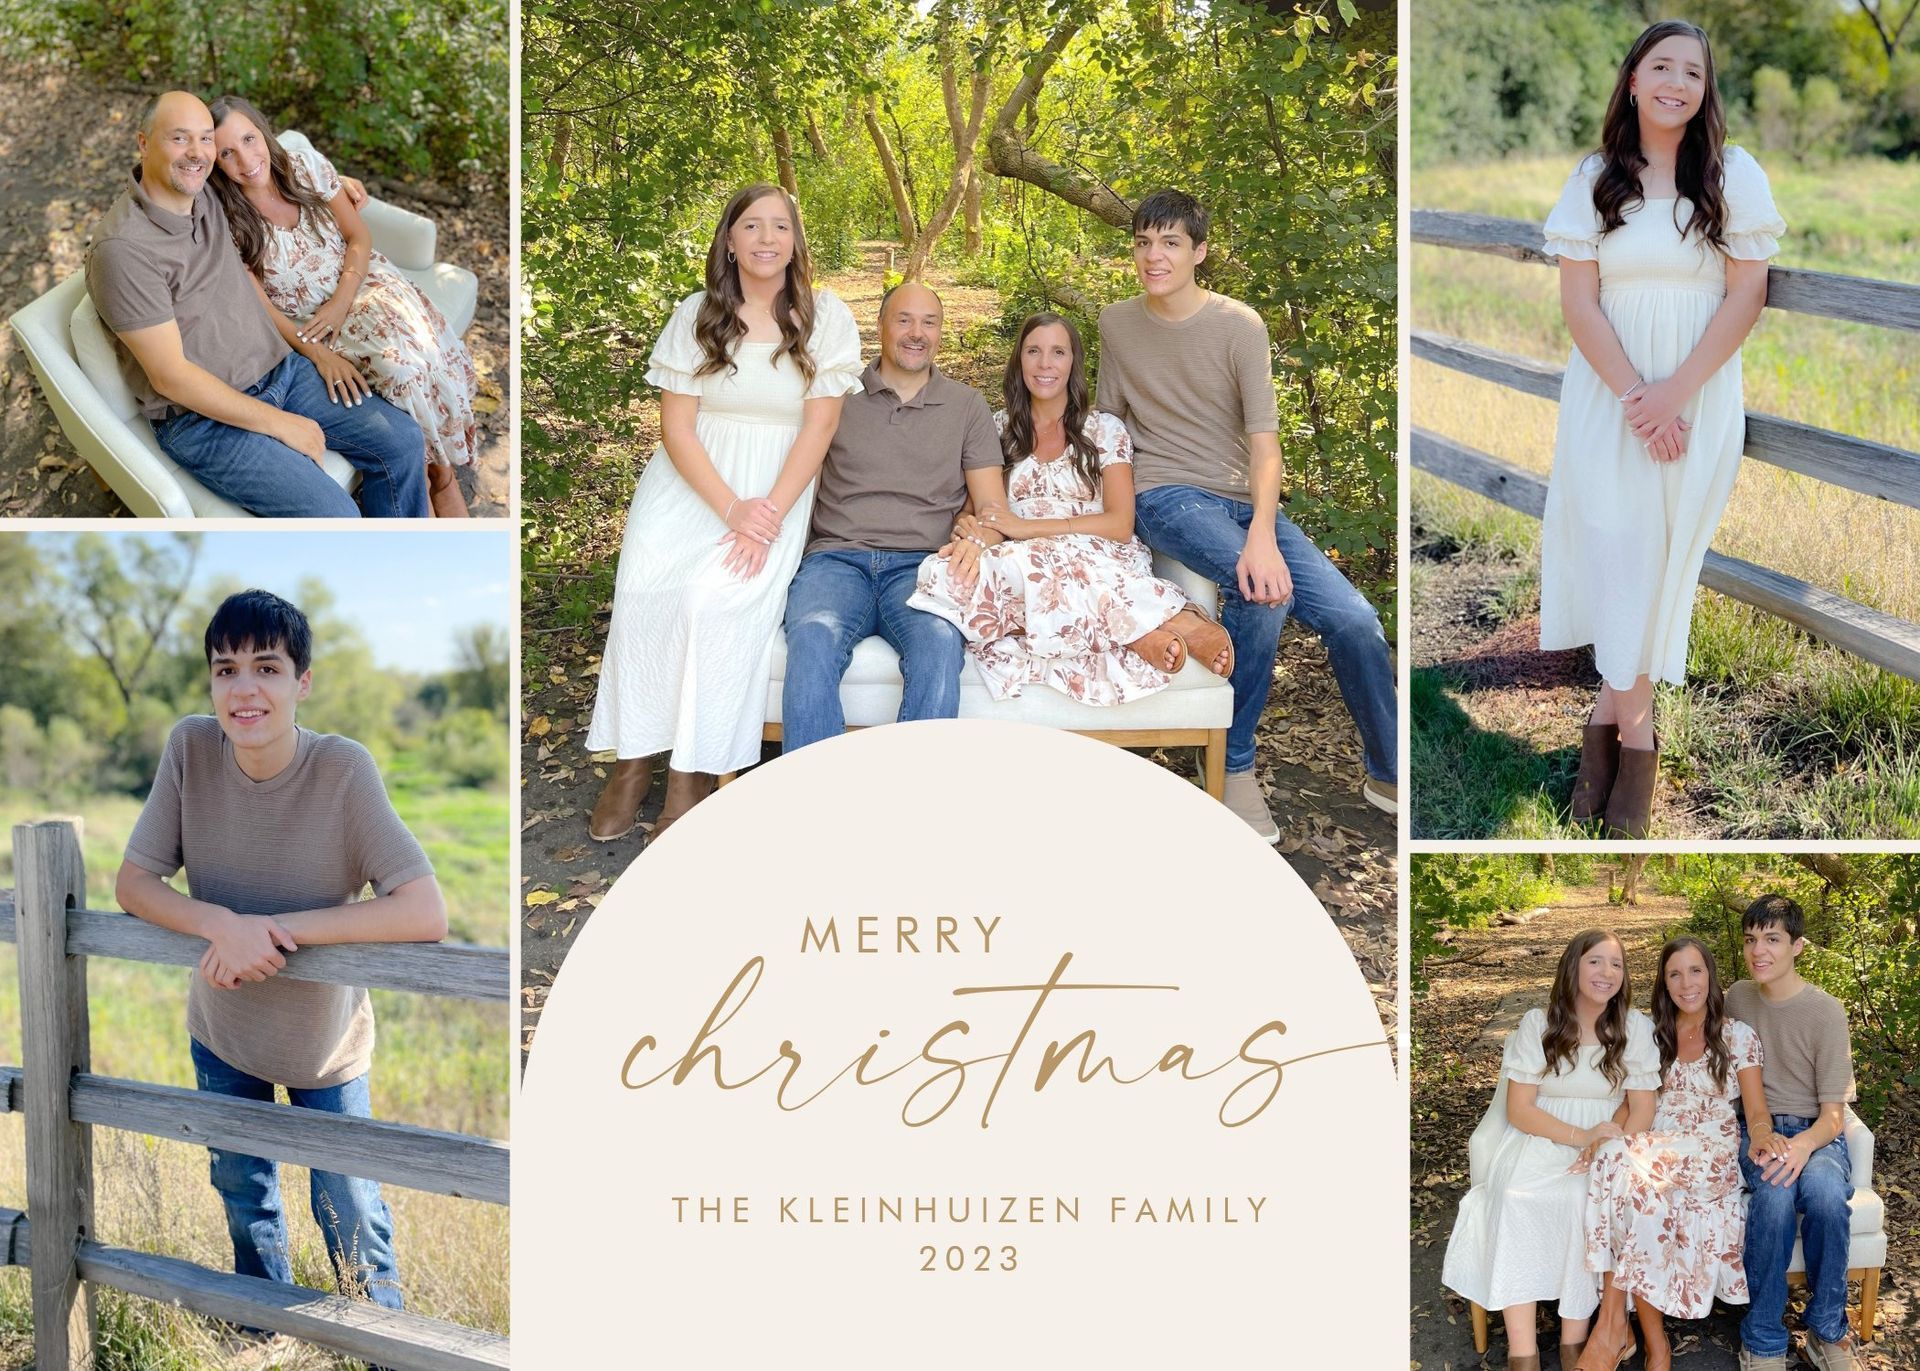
84, 90, 427, 517
781, 281, 999, 750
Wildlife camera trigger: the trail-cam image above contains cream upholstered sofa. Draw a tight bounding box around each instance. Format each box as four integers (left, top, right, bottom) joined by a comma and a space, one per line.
748, 555, 1234, 794
7, 130, 476, 518
1461, 1073, 1886, 1350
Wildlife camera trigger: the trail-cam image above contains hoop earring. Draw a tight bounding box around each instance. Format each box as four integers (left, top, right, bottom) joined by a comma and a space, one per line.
1631, 92, 1637, 108
726, 249, 735, 262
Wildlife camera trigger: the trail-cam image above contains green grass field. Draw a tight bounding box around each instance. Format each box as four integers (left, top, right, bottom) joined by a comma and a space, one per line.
0, 765, 509, 1368
1412, 153, 1920, 839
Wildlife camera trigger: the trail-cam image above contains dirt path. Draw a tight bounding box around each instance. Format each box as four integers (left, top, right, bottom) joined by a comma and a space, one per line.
1410, 877, 1908, 1368
520, 242, 1395, 1058
0, 62, 511, 516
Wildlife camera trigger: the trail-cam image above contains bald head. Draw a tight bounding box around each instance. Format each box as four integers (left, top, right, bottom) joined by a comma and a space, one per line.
878, 281, 942, 380
136, 91, 216, 212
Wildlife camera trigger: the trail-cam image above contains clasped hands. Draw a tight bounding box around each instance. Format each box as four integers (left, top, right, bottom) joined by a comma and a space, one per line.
1563, 1120, 1626, 1173
199, 908, 299, 990
1622, 377, 1692, 464
936, 509, 1007, 590
1748, 1129, 1812, 1187
717, 495, 784, 580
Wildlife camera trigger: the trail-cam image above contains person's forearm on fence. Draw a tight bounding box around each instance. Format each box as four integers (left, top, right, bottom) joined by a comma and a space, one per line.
271, 875, 448, 946
115, 860, 295, 984
1622, 257, 1769, 442
1237, 432, 1291, 605
1558, 259, 1642, 398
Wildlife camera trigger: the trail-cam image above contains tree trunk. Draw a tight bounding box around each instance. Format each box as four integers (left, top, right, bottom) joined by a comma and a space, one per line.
983, 12, 1133, 229
804, 109, 830, 160
771, 122, 799, 197
864, 92, 917, 254
963, 166, 983, 255
901, 18, 997, 281
549, 114, 571, 179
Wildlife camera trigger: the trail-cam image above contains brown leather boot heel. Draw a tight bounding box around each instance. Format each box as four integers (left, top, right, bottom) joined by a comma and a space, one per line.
1603, 741, 1658, 839
651, 768, 715, 842
1569, 722, 1619, 820
588, 756, 654, 841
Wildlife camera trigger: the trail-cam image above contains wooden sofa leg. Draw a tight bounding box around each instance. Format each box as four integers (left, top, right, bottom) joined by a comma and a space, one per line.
1470, 1300, 1488, 1354
1858, 1265, 1880, 1343
1204, 729, 1226, 800
716, 771, 737, 789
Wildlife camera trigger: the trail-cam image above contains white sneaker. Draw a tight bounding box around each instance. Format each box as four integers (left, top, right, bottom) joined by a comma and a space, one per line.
1223, 770, 1279, 843
1362, 776, 1399, 815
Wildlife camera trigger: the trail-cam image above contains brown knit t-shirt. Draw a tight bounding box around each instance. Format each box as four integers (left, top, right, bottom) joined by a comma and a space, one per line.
1726, 978, 1855, 1119
124, 717, 434, 1089
1094, 292, 1280, 501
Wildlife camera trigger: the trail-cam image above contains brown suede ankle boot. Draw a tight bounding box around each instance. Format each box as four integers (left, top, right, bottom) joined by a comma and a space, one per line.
1603, 739, 1658, 839
1569, 723, 1618, 820
1508, 1355, 1542, 1371
1560, 1339, 1586, 1369
651, 769, 715, 842
428, 462, 471, 518
588, 757, 654, 841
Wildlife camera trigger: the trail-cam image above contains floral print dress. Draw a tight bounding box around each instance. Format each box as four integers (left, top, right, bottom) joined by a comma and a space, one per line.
1583, 1018, 1764, 1318
907, 409, 1189, 705
257, 146, 479, 468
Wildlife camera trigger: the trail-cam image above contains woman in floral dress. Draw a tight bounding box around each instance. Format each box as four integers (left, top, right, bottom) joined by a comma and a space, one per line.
1576, 938, 1769, 1370
209, 95, 478, 517
908, 312, 1231, 705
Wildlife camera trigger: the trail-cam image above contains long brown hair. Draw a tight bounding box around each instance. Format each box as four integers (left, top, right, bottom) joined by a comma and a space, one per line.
207, 95, 335, 273
691, 183, 817, 385
1540, 929, 1633, 1088
1000, 312, 1101, 495
1592, 21, 1727, 249
1651, 935, 1732, 1092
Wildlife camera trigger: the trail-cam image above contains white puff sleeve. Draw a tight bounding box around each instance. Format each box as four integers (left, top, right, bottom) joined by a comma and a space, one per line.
1543, 155, 1604, 261
1722, 146, 1786, 261
295, 145, 343, 201
644, 293, 706, 396
1502, 1008, 1552, 1085
1092, 409, 1133, 467
804, 289, 863, 399
1623, 1010, 1663, 1093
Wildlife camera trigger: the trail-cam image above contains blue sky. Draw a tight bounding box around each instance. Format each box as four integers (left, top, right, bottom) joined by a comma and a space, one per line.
31, 530, 512, 674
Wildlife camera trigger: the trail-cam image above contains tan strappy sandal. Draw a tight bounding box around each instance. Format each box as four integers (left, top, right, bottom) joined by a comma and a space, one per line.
1167, 604, 1234, 677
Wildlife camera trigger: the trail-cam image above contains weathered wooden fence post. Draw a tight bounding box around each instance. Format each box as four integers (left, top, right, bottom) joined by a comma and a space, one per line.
14, 820, 97, 1367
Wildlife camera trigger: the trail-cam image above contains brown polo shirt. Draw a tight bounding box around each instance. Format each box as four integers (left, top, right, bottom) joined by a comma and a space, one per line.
805, 362, 1000, 556
85, 171, 290, 421
1095, 292, 1280, 501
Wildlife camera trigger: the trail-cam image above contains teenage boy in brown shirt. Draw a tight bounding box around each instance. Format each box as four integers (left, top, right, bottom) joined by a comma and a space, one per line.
1726, 894, 1862, 1371
116, 590, 447, 1310
1098, 190, 1398, 841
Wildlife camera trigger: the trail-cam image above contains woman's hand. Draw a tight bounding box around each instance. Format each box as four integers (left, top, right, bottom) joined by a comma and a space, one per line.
724, 495, 783, 545
1644, 415, 1692, 464
939, 533, 986, 590
298, 292, 355, 347
718, 530, 771, 581
1582, 1121, 1625, 1148
1747, 1128, 1780, 1167
339, 175, 370, 209
304, 344, 371, 406
1759, 1132, 1814, 1187
978, 505, 1030, 539
1623, 377, 1690, 441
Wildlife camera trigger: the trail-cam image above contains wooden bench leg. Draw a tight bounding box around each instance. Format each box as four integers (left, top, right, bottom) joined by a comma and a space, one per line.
1858, 1265, 1880, 1343
1204, 728, 1226, 800
1470, 1300, 1488, 1354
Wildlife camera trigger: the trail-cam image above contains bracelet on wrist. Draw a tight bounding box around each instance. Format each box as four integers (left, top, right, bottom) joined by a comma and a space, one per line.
723, 497, 738, 524
1618, 379, 1647, 403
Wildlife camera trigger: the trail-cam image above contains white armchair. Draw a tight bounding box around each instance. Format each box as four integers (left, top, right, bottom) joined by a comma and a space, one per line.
1459, 1075, 1885, 1350
748, 556, 1234, 794
6, 129, 477, 518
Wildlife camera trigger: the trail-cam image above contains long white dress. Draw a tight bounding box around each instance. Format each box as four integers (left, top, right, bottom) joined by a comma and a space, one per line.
584, 290, 862, 772
1538, 147, 1785, 689
1442, 1007, 1662, 1319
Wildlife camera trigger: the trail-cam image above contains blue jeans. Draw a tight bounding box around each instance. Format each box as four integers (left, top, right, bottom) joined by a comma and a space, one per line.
190, 1038, 404, 1311
1739, 1113, 1852, 1355
1134, 485, 1397, 780
781, 548, 963, 752
153, 353, 429, 518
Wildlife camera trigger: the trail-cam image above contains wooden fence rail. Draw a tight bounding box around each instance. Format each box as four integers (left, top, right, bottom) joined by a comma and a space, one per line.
1411, 208, 1920, 683
5, 819, 511, 1370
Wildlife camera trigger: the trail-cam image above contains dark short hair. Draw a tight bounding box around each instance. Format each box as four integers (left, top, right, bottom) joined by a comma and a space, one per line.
1743, 893, 1805, 941
204, 589, 313, 674
1132, 189, 1209, 245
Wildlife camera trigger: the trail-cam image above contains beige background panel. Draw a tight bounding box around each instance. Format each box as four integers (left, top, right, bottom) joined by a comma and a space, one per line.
518, 720, 1404, 1364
